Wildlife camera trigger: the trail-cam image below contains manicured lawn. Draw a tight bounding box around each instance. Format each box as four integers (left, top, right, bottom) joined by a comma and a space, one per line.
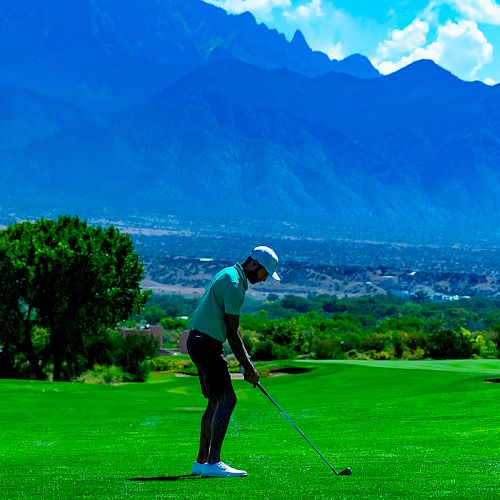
0, 360, 498, 499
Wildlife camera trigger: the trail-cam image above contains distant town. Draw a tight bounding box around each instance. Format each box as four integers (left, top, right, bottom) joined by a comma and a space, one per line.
118, 217, 500, 300
3, 213, 500, 299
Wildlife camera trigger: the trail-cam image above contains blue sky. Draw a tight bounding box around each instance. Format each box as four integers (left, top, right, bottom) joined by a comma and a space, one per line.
203, 0, 500, 85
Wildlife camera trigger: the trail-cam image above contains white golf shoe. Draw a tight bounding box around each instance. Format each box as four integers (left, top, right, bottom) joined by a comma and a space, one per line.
201, 461, 247, 478
191, 461, 205, 475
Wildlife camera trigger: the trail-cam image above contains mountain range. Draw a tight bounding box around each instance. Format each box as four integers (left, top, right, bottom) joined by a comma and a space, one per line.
1, 0, 499, 241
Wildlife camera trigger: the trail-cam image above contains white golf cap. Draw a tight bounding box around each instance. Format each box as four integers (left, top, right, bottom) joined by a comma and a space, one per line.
250, 246, 281, 281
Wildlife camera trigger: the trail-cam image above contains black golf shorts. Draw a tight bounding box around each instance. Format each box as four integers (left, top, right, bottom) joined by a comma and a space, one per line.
187, 329, 234, 399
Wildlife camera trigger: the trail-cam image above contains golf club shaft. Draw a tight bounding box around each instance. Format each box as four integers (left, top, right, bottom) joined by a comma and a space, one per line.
256, 382, 342, 475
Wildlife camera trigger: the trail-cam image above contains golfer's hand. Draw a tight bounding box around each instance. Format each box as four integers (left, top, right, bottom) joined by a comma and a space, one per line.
244, 368, 259, 385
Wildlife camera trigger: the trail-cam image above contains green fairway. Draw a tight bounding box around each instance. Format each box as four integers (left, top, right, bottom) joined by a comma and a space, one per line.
0, 360, 498, 499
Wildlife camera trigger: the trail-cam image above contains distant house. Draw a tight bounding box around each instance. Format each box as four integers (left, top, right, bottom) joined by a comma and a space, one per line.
430, 293, 462, 302
119, 325, 164, 349
179, 330, 189, 354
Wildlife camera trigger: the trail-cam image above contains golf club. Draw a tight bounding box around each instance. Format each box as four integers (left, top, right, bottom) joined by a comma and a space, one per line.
256, 382, 352, 476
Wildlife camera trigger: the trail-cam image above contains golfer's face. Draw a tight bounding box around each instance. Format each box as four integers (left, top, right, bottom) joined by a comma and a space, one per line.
257, 265, 269, 283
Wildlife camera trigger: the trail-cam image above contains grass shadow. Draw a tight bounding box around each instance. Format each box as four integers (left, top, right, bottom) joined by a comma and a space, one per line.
127, 474, 200, 482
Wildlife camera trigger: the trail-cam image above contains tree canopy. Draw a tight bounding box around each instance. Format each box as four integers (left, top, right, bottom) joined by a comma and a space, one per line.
0, 216, 150, 381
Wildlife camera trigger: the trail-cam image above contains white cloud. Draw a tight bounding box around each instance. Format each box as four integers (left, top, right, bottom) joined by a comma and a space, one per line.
451, 0, 500, 24
484, 76, 498, 84
205, 0, 498, 80
206, 0, 383, 60
283, 0, 323, 20
374, 10, 493, 81
317, 41, 345, 60
436, 19, 493, 77
283, 3, 385, 60
375, 18, 430, 61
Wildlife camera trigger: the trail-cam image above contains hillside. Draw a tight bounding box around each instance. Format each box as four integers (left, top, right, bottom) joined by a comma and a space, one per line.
0, 0, 378, 112
0, 0, 499, 241
141, 255, 500, 299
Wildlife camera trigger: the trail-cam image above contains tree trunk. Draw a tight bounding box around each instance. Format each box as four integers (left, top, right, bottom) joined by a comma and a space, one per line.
23, 305, 46, 380
52, 334, 64, 381
0, 337, 16, 378
51, 319, 65, 382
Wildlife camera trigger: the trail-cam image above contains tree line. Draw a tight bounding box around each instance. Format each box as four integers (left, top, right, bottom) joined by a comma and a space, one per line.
2, 216, 499, 383
240, 294, 500, 360
145, 293, 500, 361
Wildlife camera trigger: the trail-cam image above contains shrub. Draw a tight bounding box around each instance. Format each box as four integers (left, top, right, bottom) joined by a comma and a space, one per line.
281, 296, 315, 313
241, 330, 258, 355
148, 355, 194, 372
373, 349, 395, 360
122, 362, 150, 382
362, 332, 393, 352
160, 316, 189, 347
471, 332, 499, 359
77, 364, 124, 384
252, 339, 297, 360
346, 349, 371, 360
428, 329, 474, 359
400, 331, 427, 350
271, 344, 297, 360
402, 348, 426, 360
114, 333, 158, 381
312, 335, 347, 359
223, 354, 242, 372
251, 339, 274, 361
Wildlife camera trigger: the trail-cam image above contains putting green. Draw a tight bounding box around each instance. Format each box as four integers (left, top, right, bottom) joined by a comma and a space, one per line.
0, 360, 498, 499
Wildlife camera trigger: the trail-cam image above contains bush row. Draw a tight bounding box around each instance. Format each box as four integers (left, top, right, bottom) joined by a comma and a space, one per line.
238, 295, 500, 360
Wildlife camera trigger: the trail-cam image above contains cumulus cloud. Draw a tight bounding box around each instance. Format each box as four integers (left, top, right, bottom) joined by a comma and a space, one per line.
206, 0, 326, 22
374, 5, 494, 81
283, 3, 384, 61
483, 77, 498, 84
283, 0, 323, 20
205, 0, 381, 61
373, 2, 500, 81
451, 0, 500, 24
316, 41, 345, 60
437, 19, 493, 77
375, 18, 430, 61
205, 0, 498, 79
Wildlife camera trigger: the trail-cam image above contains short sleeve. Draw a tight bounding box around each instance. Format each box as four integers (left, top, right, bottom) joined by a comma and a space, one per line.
221, 275, 244, 315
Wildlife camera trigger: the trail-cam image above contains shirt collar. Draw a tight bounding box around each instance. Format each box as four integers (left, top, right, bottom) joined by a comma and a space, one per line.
234, 262, 248, 291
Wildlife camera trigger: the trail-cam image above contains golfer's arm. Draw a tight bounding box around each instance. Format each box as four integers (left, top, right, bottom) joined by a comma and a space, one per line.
225, 314, 254, 373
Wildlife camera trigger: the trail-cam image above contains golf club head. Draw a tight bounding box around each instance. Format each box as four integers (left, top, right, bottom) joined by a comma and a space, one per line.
338, 468, 352, 476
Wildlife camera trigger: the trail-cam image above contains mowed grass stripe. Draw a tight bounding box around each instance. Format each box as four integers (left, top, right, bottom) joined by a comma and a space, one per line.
0, 360, 498, 499
296, 358, 500, 374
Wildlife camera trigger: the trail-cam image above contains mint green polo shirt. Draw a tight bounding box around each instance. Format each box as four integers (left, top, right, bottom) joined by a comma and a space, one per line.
191, 263, 248, 342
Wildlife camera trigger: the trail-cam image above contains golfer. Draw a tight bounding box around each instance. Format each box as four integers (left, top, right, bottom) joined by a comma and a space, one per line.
187, 246, 281, 478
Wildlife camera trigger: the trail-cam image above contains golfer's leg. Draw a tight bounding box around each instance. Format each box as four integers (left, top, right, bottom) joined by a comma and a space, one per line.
207, 391, 237, 464
197, 399, 217, 464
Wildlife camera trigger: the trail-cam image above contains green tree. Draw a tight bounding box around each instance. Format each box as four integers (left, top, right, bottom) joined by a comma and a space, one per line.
0, 216, 149, 381
428, 328, 474, 359
0, 223, 45, 379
